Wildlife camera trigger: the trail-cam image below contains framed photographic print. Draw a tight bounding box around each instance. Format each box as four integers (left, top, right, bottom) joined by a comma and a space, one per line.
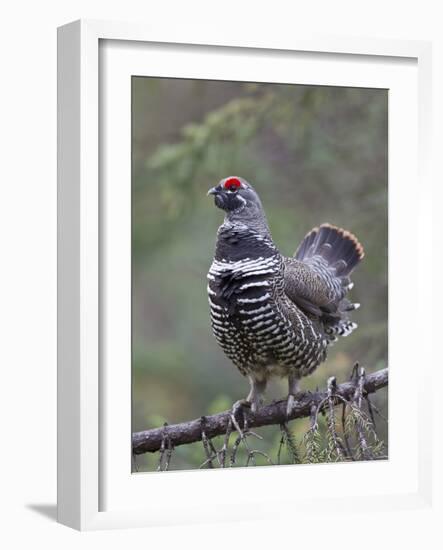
57, 20, 433, 530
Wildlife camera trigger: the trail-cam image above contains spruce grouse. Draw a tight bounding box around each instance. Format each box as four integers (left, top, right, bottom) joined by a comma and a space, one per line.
207, 176, 364, 416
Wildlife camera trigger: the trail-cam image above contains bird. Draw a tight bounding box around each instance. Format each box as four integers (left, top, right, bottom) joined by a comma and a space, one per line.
207, 176, 364, 416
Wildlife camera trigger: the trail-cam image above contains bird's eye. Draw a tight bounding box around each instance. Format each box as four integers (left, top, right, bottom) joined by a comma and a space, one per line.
228, 184, 239, 192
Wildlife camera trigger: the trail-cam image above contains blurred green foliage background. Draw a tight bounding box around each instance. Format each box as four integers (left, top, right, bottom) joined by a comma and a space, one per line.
132, 77, 388, 472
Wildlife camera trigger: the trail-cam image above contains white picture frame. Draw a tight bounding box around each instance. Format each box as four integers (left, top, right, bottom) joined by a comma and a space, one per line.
57, 19, 433, 531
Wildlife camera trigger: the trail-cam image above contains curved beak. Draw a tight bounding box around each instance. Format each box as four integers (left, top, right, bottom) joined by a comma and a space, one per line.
207, 187, 219, 196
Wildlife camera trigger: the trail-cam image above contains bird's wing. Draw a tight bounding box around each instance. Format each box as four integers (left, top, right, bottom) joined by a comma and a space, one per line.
283, 224, 364, 319
283, 257, 342, 317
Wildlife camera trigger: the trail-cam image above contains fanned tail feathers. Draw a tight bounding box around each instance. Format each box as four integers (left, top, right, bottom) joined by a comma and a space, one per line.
295, 224, 364, 340
295, 223, 364, 277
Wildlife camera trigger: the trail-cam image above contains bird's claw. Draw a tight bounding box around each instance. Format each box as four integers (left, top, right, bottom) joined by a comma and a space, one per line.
231, 399, 252, 429
286, 394, 296, 418
230, 399, 252, 438
286, 391, 310, 418
232, 398, 251, 417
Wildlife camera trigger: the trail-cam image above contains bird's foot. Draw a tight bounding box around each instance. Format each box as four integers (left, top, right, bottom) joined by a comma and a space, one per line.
250, 394, 265, 414
230, 399, 252, 439
286, 390, 310, 419
231, 395, 263, 419
286, 394, 297, 418
231, 398, 251, 418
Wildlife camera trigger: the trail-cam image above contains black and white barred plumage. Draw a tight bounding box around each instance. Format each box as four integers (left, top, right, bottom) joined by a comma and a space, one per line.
207, 176, 364, 414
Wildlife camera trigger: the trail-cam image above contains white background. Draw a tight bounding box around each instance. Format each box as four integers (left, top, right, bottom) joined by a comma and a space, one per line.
0, 0, 441, 548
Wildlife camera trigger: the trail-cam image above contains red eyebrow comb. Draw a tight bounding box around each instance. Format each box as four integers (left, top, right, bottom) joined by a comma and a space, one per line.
224, 177, 241, 189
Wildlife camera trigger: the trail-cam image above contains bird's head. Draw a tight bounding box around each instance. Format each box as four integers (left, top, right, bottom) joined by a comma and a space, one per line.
207, 176, 271, 237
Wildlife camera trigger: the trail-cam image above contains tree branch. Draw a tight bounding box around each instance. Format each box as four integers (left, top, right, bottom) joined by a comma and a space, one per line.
132, 367, 388, 455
